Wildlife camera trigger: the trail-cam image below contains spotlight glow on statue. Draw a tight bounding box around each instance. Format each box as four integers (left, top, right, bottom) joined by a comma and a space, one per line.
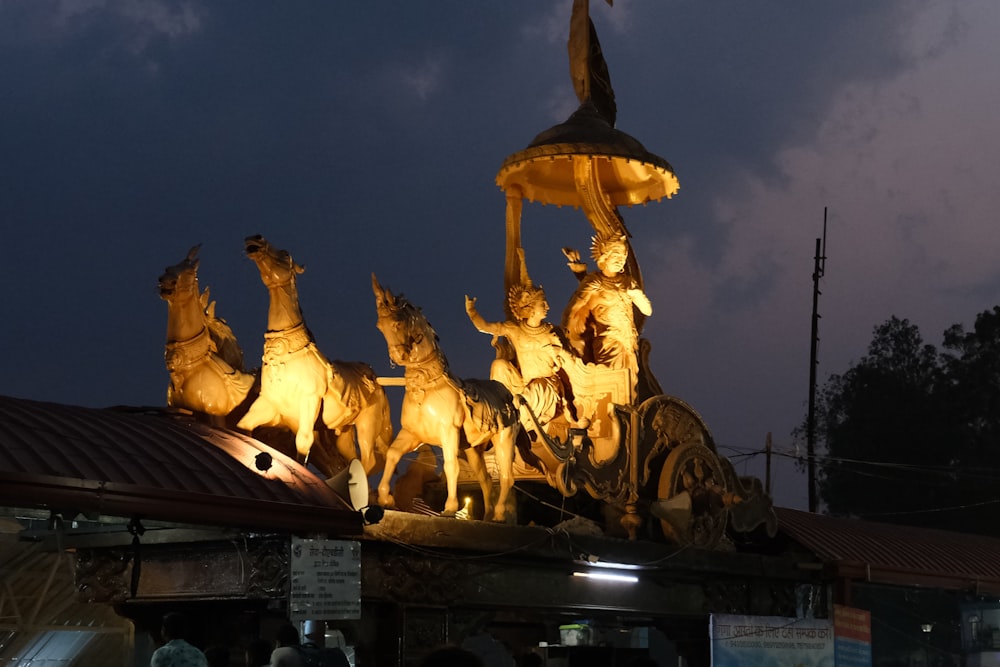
237, 236, 392, 472
372, 274, 523, 522
562, 234, 652, 393
159, 246, 256, 417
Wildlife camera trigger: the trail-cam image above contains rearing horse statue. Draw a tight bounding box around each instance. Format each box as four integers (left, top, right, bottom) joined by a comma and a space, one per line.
237, 236, 392, 473
372, 274, 523, 521
159, 245, 256, 418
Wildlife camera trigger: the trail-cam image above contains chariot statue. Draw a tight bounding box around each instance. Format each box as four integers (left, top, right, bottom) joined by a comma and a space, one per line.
156, 1, 777, 549
469, 0, 776, 545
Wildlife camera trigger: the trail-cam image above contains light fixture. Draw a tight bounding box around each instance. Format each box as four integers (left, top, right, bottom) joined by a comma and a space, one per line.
921, 623, 933, 634
327, 459, 384, 526
254, 452, 273, 472
572, 571, 638, 584
970, 614, 981, 632
574, 553, 644, 571
360, 505, 385, 526
456, 496, 472, 520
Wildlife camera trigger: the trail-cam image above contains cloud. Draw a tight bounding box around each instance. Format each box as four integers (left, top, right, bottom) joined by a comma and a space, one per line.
55, 0, 203, 36
698, 0, 1000, 372
520, 0, 571, 45
117, 0, 203, 40
0, 0, 204, 77
2, 0, 203, 41
395, 52, 447, 102
611, 2, 1000, 501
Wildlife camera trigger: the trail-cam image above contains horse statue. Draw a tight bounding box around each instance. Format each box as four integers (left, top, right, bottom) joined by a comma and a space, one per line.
159, 245, 256, 418
237, 235, 392, 474
372, 274, 524, 521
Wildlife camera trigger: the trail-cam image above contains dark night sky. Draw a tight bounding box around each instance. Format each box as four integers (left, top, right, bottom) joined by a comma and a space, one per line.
4, 1, 1000, 510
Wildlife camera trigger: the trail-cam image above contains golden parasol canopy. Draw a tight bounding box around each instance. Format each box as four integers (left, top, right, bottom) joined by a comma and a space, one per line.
496, 99, 679, 209
496, 0, 678, 325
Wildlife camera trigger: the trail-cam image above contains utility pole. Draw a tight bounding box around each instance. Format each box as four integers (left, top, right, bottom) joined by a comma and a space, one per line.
765, 432, 772, 496
806, 208, 828, 513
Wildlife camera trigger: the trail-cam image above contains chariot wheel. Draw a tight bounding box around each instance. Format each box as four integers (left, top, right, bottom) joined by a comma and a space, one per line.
654, 442, 730, 548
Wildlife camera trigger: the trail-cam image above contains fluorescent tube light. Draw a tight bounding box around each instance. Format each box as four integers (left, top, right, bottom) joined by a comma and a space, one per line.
572, 571, 639, 584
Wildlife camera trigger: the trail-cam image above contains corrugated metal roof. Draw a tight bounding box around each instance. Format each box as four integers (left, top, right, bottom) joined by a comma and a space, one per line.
776, 507, 1000, 594
0, 535, 132, 666
0, 395, 361, 535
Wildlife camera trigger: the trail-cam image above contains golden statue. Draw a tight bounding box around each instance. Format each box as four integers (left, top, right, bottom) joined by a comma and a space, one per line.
142, 0, 778, 546
159, 246, 256, 418
562, 234, 652, 393
237, 236, 392, 473
466, 277, 582, 442
373, 275, 522, 522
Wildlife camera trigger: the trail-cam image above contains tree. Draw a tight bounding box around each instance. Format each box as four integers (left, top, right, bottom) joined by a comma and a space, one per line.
936, 306, 1000, 531
816, 317, 961, 529
941, 306, 1000, 441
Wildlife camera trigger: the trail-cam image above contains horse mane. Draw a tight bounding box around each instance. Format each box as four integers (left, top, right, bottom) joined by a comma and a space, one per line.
393, 294, 442, 350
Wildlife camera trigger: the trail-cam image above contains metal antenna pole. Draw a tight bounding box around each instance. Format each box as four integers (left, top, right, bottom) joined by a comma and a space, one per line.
765, 432, 772, 496
806, 208, 828, 513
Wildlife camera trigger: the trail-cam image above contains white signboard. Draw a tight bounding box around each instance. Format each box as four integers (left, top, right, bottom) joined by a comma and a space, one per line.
711, 614, 834, 667
289, 538, 361, 621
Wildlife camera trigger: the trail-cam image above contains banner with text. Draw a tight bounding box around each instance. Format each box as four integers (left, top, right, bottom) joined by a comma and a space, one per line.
289, 538, 361, 622
711, 614, 834, 667
834, 604, 872, 667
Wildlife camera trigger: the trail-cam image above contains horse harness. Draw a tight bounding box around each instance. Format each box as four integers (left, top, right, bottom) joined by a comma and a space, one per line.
165, 326, 214, 373
262, 322, 316, 364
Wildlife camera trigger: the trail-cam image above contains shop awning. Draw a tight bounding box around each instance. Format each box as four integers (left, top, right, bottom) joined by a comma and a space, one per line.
777, 507, 1000, 595
0, 395, 361, 535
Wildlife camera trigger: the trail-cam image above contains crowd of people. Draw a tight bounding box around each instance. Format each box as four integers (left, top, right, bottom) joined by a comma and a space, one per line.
147, 613, 500, 667
148, 613, 349, 667
149, 612, 663, 666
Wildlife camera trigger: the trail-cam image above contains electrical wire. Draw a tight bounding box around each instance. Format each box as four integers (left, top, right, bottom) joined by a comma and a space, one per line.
711, 437, 1000, 517
720, 440, 1000, 482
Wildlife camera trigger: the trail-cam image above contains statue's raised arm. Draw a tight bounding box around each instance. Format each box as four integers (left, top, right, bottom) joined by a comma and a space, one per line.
466, 285, 580, 440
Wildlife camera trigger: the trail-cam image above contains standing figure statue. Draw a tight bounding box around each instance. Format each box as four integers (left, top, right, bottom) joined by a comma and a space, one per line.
562, 235, 652, 392
465, 283, 579, 438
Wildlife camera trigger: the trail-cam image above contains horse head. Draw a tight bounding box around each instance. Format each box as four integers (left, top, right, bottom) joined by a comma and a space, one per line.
372, 274, 438, 366
158, 245, 201, 303
244, 234, 305, 289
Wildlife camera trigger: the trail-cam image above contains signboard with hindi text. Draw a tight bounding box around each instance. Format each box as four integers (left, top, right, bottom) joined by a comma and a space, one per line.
710, 614, 834, 667
289, 538, 361, 621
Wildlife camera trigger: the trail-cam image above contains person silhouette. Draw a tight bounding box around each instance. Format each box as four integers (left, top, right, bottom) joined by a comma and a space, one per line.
150, 612, 207, 667
419, 645, 484, 667
245, 638, 273, 667
301, 620, 350, 667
